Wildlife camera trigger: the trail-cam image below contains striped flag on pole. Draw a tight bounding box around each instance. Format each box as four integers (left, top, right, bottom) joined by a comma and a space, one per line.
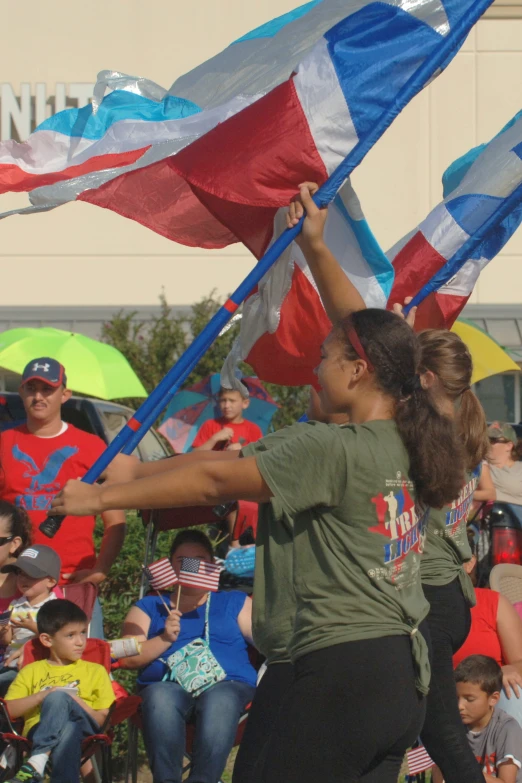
389, 110, 522, 330
143, 558, 178, 591
179, 558, 221, 592
406, 745, 435, 775
0, 0, 493, 231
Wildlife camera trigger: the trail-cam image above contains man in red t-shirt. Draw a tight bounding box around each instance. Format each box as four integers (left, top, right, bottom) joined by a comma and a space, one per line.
192, 388, 263, 452
0, 358, 126, 592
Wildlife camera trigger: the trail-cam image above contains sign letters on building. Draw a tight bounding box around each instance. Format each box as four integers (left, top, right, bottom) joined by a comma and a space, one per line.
0, 83, 94, 140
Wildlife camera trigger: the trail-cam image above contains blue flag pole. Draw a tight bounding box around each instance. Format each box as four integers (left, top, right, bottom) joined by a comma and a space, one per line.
403, 181, 522, 315
40, 0, 494, 537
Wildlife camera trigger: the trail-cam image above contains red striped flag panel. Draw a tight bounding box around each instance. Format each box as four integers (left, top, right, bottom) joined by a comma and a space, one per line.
179, 557, 221, 591
406, 745, 435, 775
143, 558, 179, 591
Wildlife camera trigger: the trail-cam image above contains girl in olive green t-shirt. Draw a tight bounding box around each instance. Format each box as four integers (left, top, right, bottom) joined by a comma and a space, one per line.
286, 183, 490, 783
52, 308, 466, 783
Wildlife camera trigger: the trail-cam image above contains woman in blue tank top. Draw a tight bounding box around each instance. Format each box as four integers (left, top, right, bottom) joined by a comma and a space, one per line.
120, 530, 256, 783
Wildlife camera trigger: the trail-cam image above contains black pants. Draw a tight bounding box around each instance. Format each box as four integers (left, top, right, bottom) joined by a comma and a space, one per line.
259, 637, 425, 783
233, 662, 294, 783
421, 579, 484, 783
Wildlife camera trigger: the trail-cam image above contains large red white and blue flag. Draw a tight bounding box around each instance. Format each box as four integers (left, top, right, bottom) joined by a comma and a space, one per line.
1, 0, 491, 230
0, 0, 497, 388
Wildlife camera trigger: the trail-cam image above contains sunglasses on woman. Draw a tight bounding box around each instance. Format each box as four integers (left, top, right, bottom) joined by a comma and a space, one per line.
489, 438, 509, 444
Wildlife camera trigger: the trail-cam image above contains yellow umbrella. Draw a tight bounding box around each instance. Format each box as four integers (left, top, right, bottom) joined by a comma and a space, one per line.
451, 319, 520, 385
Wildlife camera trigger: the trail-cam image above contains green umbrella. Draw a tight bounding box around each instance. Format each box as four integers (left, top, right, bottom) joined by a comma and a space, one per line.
0, 327, 147, 400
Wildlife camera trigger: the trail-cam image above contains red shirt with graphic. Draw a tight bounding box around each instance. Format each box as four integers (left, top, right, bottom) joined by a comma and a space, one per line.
0, 424, 106, 583
192, 418, 263, 450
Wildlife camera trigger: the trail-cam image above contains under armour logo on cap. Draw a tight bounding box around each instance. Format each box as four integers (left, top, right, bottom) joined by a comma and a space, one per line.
21, 357, 67, 388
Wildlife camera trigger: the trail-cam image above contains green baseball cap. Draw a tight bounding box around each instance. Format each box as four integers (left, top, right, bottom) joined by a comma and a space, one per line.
487, 421, 518, 445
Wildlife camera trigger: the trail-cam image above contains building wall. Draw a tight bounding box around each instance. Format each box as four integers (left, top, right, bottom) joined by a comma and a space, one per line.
0, 0, 521, 309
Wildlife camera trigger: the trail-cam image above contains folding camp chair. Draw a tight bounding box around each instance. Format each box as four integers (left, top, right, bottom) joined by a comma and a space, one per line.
124, 688, 253, 783
0, 637, 141, 783
61, 582, 98, 623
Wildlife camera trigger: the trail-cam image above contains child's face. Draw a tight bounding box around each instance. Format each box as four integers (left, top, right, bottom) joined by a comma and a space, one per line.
218, 391, 247, 422
46, 622, 88, 662
457, 681, 499, 727
16, 570, 55, 601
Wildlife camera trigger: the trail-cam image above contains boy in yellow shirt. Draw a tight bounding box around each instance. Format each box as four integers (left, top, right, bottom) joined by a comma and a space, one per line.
5, 599, 114, 783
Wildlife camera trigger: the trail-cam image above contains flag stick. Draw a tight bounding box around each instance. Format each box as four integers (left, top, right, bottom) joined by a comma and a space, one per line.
175, 584, 182, 612
403, 183, 522, 315
39, 0, 494, 539
141, 566, 173, 614
157, 591, 172, 615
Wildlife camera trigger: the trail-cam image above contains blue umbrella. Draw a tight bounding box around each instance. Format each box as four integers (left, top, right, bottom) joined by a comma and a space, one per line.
158, 374, 279, 453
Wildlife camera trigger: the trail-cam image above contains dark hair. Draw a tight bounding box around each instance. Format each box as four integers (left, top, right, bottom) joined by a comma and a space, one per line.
455, 655, 502, 696
218, 387, 247, 400
337, 310, 465, 509
418, 330, 488, 470
0, 501, 32, 557
37, 599, 88, 636
170, 529, 214, 561
506, 439, 522, 462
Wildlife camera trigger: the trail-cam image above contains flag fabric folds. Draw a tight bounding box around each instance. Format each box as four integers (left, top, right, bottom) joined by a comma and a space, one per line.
1, 0, 491, 233
388, 110, 522, 331
221, 180, 392, 387
143, 558, 179, 591
179, 558, 221, 592
227, 108, 522, 388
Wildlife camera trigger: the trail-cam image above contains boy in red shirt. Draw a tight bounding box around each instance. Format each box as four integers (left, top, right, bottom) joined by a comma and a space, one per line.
192, 387, 262, 546
0, 359, 126, 628
192, 388, 263, 452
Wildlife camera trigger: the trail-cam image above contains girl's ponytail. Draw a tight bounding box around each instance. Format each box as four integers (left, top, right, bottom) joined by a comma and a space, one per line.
338, 311, 466, 509
418, 330, 488, 470
458, 388, 488, 468
395, 388, 465, 509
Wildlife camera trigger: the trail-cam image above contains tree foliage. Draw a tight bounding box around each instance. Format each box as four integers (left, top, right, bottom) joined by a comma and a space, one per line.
102, 290, 309, 428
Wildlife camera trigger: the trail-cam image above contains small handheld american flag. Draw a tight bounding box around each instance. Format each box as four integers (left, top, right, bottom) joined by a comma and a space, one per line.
406, 745, 434, 775
179, 557, 221, 591
143, 558, 178, 591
